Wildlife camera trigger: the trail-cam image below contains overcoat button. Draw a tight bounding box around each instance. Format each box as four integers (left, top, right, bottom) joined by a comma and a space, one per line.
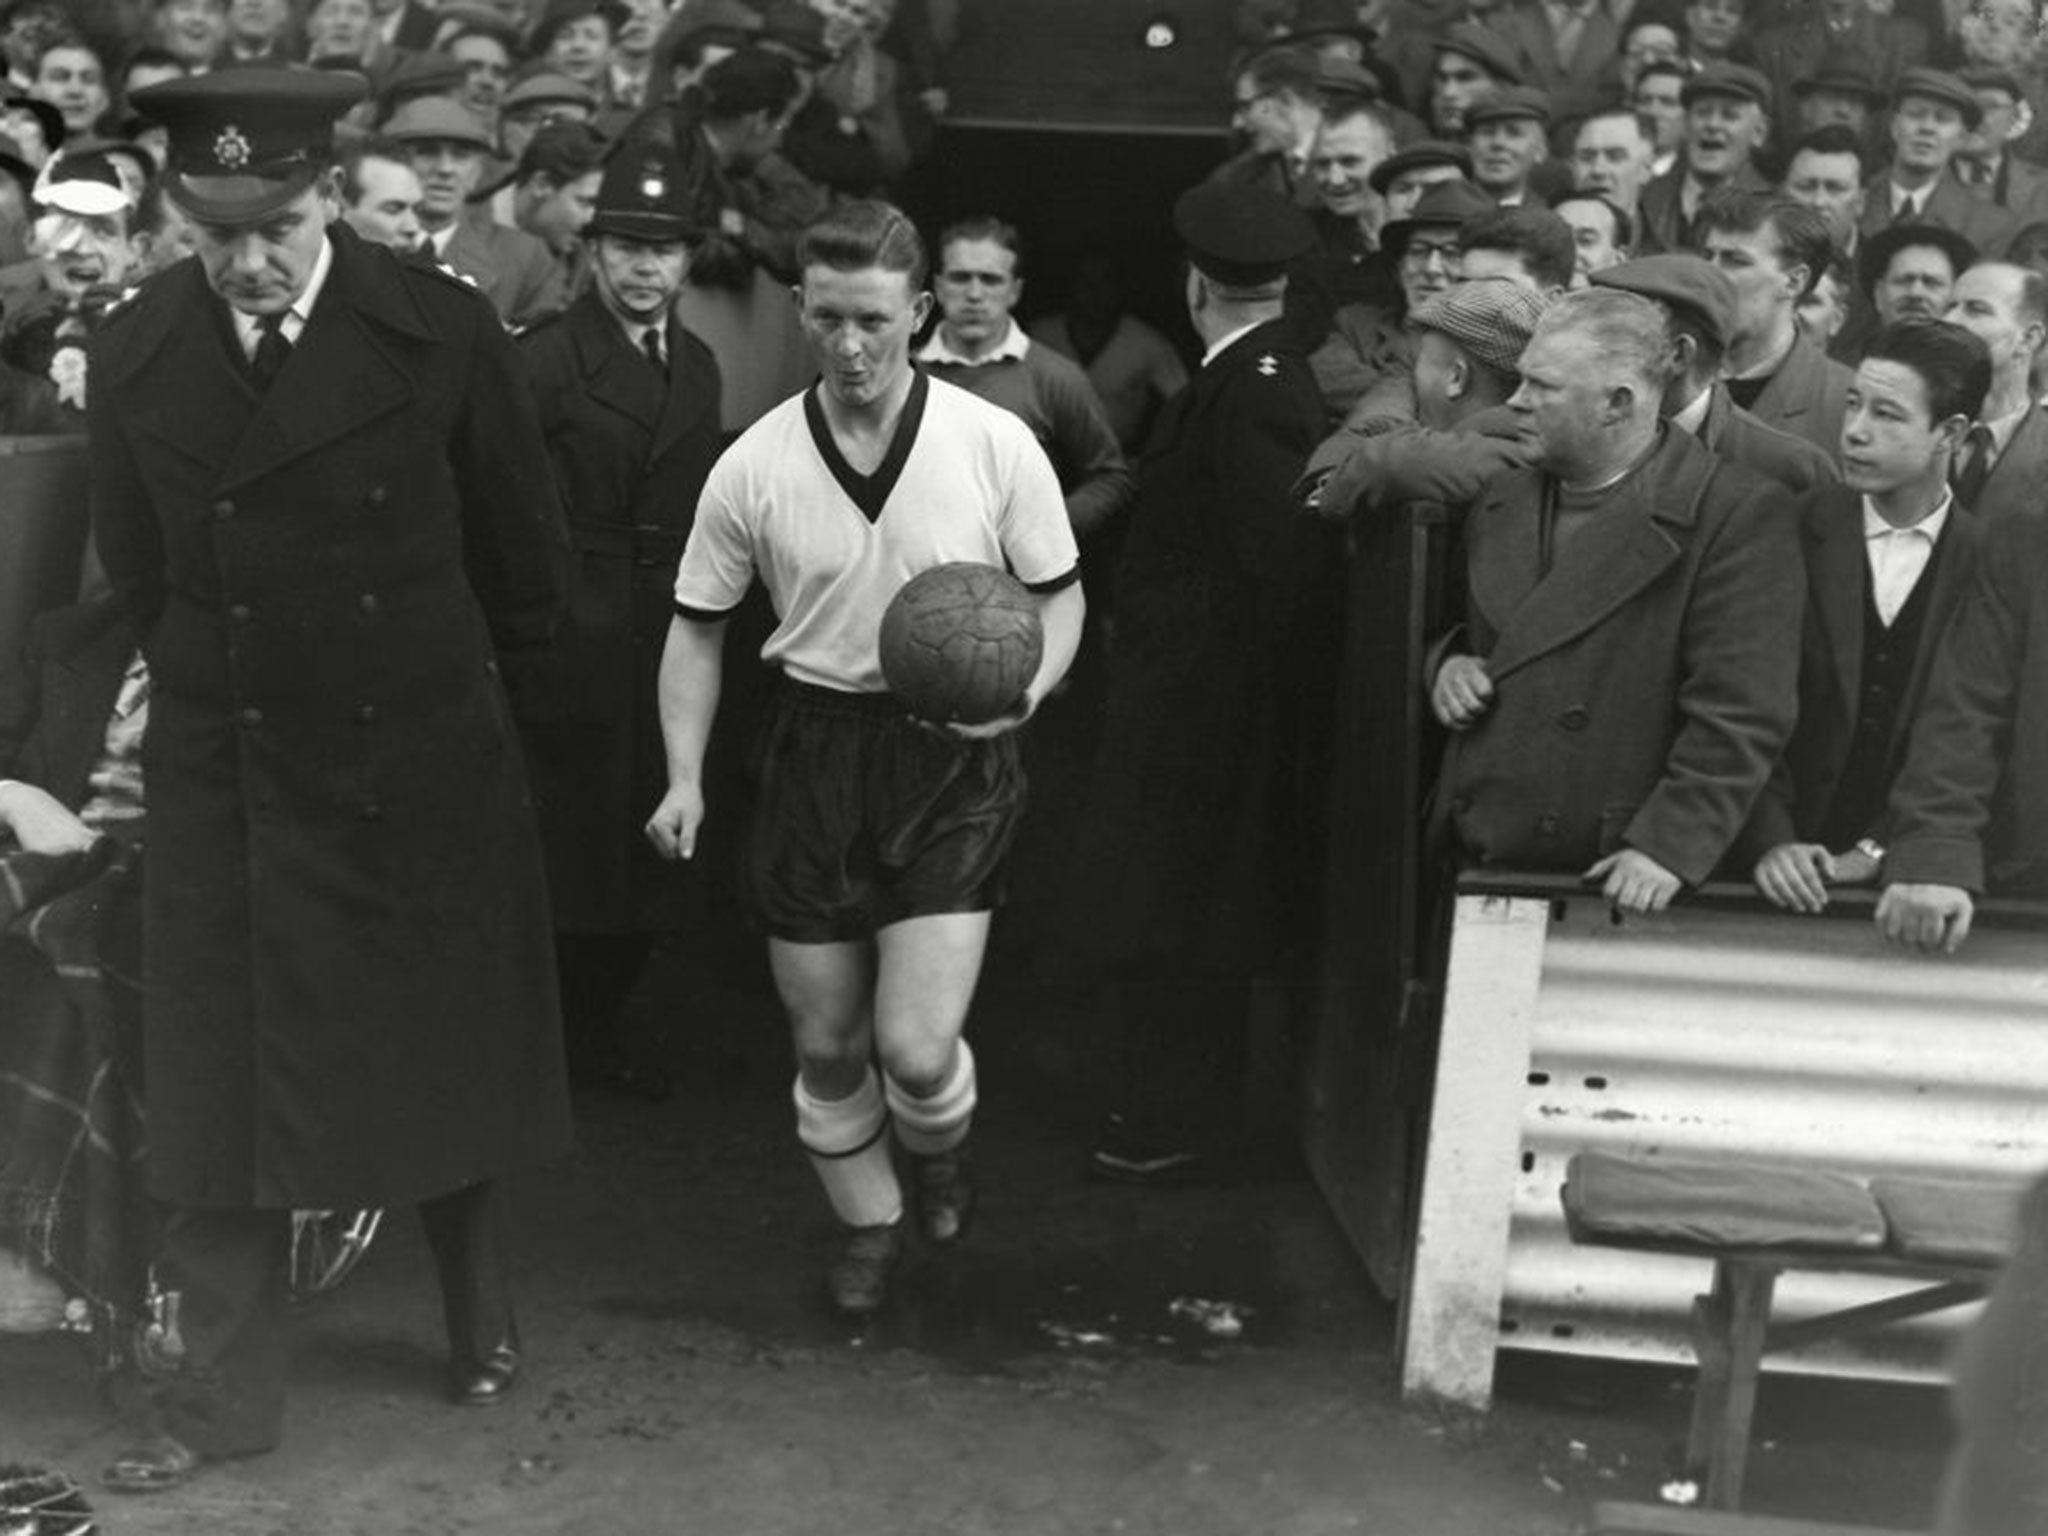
1559, 706, 1590, 731
359, 802, 382, 821
212, 499, 234, 521
239, 707, 263, 727
355, 704, 378, 724
229, 604, 252, 623
358, 593, 380, 616
1537, 812, 1560, 834
365, 485, 390, 508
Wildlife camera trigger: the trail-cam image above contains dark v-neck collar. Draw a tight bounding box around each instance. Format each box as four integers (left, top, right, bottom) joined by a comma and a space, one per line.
804, 367, 930, 524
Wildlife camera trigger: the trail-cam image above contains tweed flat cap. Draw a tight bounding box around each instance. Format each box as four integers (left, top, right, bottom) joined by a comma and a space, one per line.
1409, 276, 1547, 377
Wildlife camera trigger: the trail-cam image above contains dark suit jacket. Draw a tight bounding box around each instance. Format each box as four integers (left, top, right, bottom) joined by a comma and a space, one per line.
1977, 154, 2048, 229
1438, 426, 1803, 885
1858, 169, 2019, 258
1636, 162, 1770, 255
1885, 513, 2048, 895
441, 205, 568, 330
1746, 329, 1853, 463
1495, 0, 1623, 122
517, 290, 722, 931
1755, 8, 1926, 114
1968, 400, 2048, 523
1698, 382, 1838, 491
0, 598, 140, 808
1738, 486, 1982, 861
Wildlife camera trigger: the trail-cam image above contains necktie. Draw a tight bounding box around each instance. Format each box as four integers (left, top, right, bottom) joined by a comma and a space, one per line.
1953, 423, 1995, 508
250, 310, 292, 391
642, 325, 665, 376
1890, 191, 1918, 226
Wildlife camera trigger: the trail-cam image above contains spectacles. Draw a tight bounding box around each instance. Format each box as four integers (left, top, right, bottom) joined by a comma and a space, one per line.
1403, 239, 1462, 266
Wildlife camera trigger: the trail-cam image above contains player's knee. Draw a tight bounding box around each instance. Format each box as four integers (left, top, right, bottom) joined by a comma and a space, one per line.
795, 1047, 869, 1100
875, 1037, 955, 1096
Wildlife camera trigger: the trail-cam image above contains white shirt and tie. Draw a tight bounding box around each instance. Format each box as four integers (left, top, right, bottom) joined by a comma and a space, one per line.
1862, 490, 1949, 627
627, 317, 665, 371
231, 233, 334, 362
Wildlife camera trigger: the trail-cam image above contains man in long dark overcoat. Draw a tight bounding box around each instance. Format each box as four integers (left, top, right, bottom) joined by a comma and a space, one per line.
1068, 183, 1341, 1186
84, 68, 575, 1491
518, 140, 723, 1100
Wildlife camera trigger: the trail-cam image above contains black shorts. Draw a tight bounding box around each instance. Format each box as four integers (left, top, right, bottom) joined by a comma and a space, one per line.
745, 680, 1027, 943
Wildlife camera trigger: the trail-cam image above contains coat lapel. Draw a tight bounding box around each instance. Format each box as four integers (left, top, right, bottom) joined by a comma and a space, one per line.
649, 317, 715, 465
443, 211, 502, 300
572, 297, 662, 438
1470, 438, 1701, 681
1806, 486, 1865, 739
219, 231, 430, 491
1979, 402, 2048, 512
102, 262, 257, 475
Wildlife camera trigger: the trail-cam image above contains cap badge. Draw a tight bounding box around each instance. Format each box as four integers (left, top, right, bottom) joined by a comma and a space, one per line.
214, 124, 253, 170
1256, 353, 1277, 376
639, 163, 665, 201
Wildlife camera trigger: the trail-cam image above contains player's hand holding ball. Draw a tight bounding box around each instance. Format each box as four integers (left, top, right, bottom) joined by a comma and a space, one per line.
880, 563, 1045, 739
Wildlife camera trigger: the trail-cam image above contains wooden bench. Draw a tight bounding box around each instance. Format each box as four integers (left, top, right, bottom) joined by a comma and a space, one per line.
1561, 1152, 2022, 1514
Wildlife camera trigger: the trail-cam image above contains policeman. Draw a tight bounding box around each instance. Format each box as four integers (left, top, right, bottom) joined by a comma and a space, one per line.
518, 142, 723, 1100
88, 67, 574, 1491
1067, 182, 1341, 1185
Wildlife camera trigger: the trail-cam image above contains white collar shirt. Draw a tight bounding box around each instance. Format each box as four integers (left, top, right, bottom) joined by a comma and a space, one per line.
914, 320, 1030, 367
231, 231, 333, 358
1200, 320, 1263, 369
1862, 490, 1951, 627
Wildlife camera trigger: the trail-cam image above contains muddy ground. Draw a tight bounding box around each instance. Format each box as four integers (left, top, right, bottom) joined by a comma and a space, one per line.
1, 949, 1956, 1534
0, 676, 1961, 1534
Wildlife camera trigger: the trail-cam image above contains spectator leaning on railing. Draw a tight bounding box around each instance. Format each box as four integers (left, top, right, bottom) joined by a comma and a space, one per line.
1428, 286, 1803, 914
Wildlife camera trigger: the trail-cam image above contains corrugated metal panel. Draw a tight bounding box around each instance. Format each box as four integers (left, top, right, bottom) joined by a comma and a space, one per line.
1499, 893, 2048, 1382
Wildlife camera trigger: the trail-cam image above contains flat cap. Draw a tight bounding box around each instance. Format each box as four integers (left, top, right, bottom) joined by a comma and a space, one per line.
1682, 62, 1771, 109
1313, 57, 1382, 102
1791, 52, 1886, 104
1960, 64, 2026, 102
587, 140, 701, 242
1173, 180, 1316, 285
1410, 276, 1547, 378
1466, 85, 1551, 129
529, 0, 630, 55
382, 95, 496, 149
1369, 139, 1472, 194
1893, 66, 1984, 128
757, 0, 834, 64
1592, 253, 1738, 349
1379, 176, 1496, 256
1858, 221, 1979, 298
430, 2, 529, 53
377, 49, 467, 108
1433, 22, 1521, 85
131, 66, 366, 222
502, 71, 600, 113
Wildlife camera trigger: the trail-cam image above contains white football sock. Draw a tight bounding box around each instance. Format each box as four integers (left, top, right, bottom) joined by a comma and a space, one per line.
886, 1039, 977, 1157
793, 1069, 902, 1228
